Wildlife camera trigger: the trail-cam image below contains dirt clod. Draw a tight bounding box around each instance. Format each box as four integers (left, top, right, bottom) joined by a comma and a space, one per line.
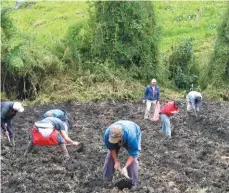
1, 101, 229, 192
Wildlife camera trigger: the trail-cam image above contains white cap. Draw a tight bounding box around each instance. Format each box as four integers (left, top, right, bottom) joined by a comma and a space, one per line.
13, 102, 24, 112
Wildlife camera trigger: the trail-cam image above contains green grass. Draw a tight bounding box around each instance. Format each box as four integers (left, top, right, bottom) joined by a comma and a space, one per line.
3, 1, 227, 55
2, 1, 228, 103
154, 1, 227, 54
2, 1, 89, 50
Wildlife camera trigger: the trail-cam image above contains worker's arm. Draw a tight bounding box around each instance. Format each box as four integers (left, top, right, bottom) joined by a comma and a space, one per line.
1, 107, 9, 132
126, 138, 139, 167
125, 156, 135, 168
171, 110, 178, 115
1, 118, 7, 132
110, 149, 120, 170
60, 130, 79, 145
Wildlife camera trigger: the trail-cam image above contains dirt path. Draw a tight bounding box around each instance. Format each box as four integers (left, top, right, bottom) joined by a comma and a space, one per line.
1, 100, 229, 193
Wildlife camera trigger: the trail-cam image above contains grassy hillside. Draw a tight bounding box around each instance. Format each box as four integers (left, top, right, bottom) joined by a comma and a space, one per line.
1, 1, 228, 103
3, 1, 226, 56
154, 1, 227, 66
155, 2, 226, 50
2, 1, 89, 51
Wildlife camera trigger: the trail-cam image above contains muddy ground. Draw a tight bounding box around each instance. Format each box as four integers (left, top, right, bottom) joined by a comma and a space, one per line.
1, 100, 229, 193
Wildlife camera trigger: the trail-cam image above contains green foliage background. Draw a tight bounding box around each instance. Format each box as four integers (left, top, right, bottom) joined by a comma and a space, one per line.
205, 4, 229, 87
1, 1, 229, 103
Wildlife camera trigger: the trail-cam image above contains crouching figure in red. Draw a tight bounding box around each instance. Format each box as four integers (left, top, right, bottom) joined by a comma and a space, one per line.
24, 117, 80, 159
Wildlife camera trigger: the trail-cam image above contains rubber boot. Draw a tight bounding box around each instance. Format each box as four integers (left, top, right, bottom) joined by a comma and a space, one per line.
59, 144, 70, 160
24, 141, 35, 156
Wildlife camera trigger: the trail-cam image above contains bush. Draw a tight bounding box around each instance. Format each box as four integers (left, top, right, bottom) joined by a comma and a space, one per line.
60, 21, 92, 70
1, 8, 63, 99
168, 38, 198, 90
206, 5, 229, 86
88, 1, 159, 80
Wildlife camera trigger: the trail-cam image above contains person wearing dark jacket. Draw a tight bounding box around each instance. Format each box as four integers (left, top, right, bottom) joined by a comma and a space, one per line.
1, 101, 24, 146
143, 79, 160, 120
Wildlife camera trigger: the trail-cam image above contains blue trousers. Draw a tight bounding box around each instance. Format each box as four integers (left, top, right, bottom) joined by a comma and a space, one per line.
160, 114, 171, 137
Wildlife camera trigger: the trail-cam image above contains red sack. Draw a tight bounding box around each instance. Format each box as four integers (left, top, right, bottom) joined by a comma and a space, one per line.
152, 102, 161, 122
32, 128, 59, 146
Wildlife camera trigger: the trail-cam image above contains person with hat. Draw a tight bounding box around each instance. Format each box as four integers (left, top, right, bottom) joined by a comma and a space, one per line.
159, 100, 183, 138
103, 120, 141, 186
1, 101, 24, 146
42, 109, 72, 133
186, 91, 203, 116
24, 117, 81, 159
143, 78, 160, 120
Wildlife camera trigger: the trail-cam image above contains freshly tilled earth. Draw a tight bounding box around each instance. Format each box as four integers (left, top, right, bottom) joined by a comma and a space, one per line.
1, 100, 229, 193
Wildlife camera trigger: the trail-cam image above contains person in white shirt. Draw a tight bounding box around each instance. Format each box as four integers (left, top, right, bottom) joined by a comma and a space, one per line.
186, 91, 203, 115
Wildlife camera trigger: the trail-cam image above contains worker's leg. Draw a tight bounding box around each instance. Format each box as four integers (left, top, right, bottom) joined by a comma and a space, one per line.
150, 100, 157, 120
59, 144, 70, 159
144, 100, 152, 119
102, 150, 115, 181
187, 102, 192, 112
24, 141, 35, 156
102, 149, 120, 181
161, 114, 171, 137
127, 158, 139, 186
58, 133, 70, 159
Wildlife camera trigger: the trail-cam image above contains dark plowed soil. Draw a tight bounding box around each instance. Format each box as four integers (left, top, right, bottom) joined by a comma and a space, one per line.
1, 100, 229, 193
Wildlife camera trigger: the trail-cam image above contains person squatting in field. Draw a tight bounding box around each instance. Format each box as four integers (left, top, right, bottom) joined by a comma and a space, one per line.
24, 117, 81, 159
42, 109, 72, 133
1, 101, 24, 147
103, 120, 141, 186
186, 91, 203, 116
159, 100, 183, 138
143, 79, 160, 120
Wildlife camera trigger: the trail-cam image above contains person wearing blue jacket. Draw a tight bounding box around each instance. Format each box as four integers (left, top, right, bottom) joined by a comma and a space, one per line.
143, 79, 160, 120
1, 101, 24, 146
42, 109, 72, 132
102, 120, 142, 186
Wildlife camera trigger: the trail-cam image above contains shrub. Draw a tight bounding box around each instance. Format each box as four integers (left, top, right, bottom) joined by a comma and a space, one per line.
168, 38, 198, 90
206, 5, 229, 86
88, 1, 159, 80
1, 8, 63, 99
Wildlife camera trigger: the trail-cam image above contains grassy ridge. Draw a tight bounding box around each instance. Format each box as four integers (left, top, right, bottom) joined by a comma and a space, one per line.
5, 1, 226, 55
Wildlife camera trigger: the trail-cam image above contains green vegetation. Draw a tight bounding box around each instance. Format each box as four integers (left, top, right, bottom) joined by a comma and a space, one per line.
1, 7, 63, 99
89, 2, 159, 79
167, 38, 198, 90
1, 1, 228, 103
206, 5, 229, 87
